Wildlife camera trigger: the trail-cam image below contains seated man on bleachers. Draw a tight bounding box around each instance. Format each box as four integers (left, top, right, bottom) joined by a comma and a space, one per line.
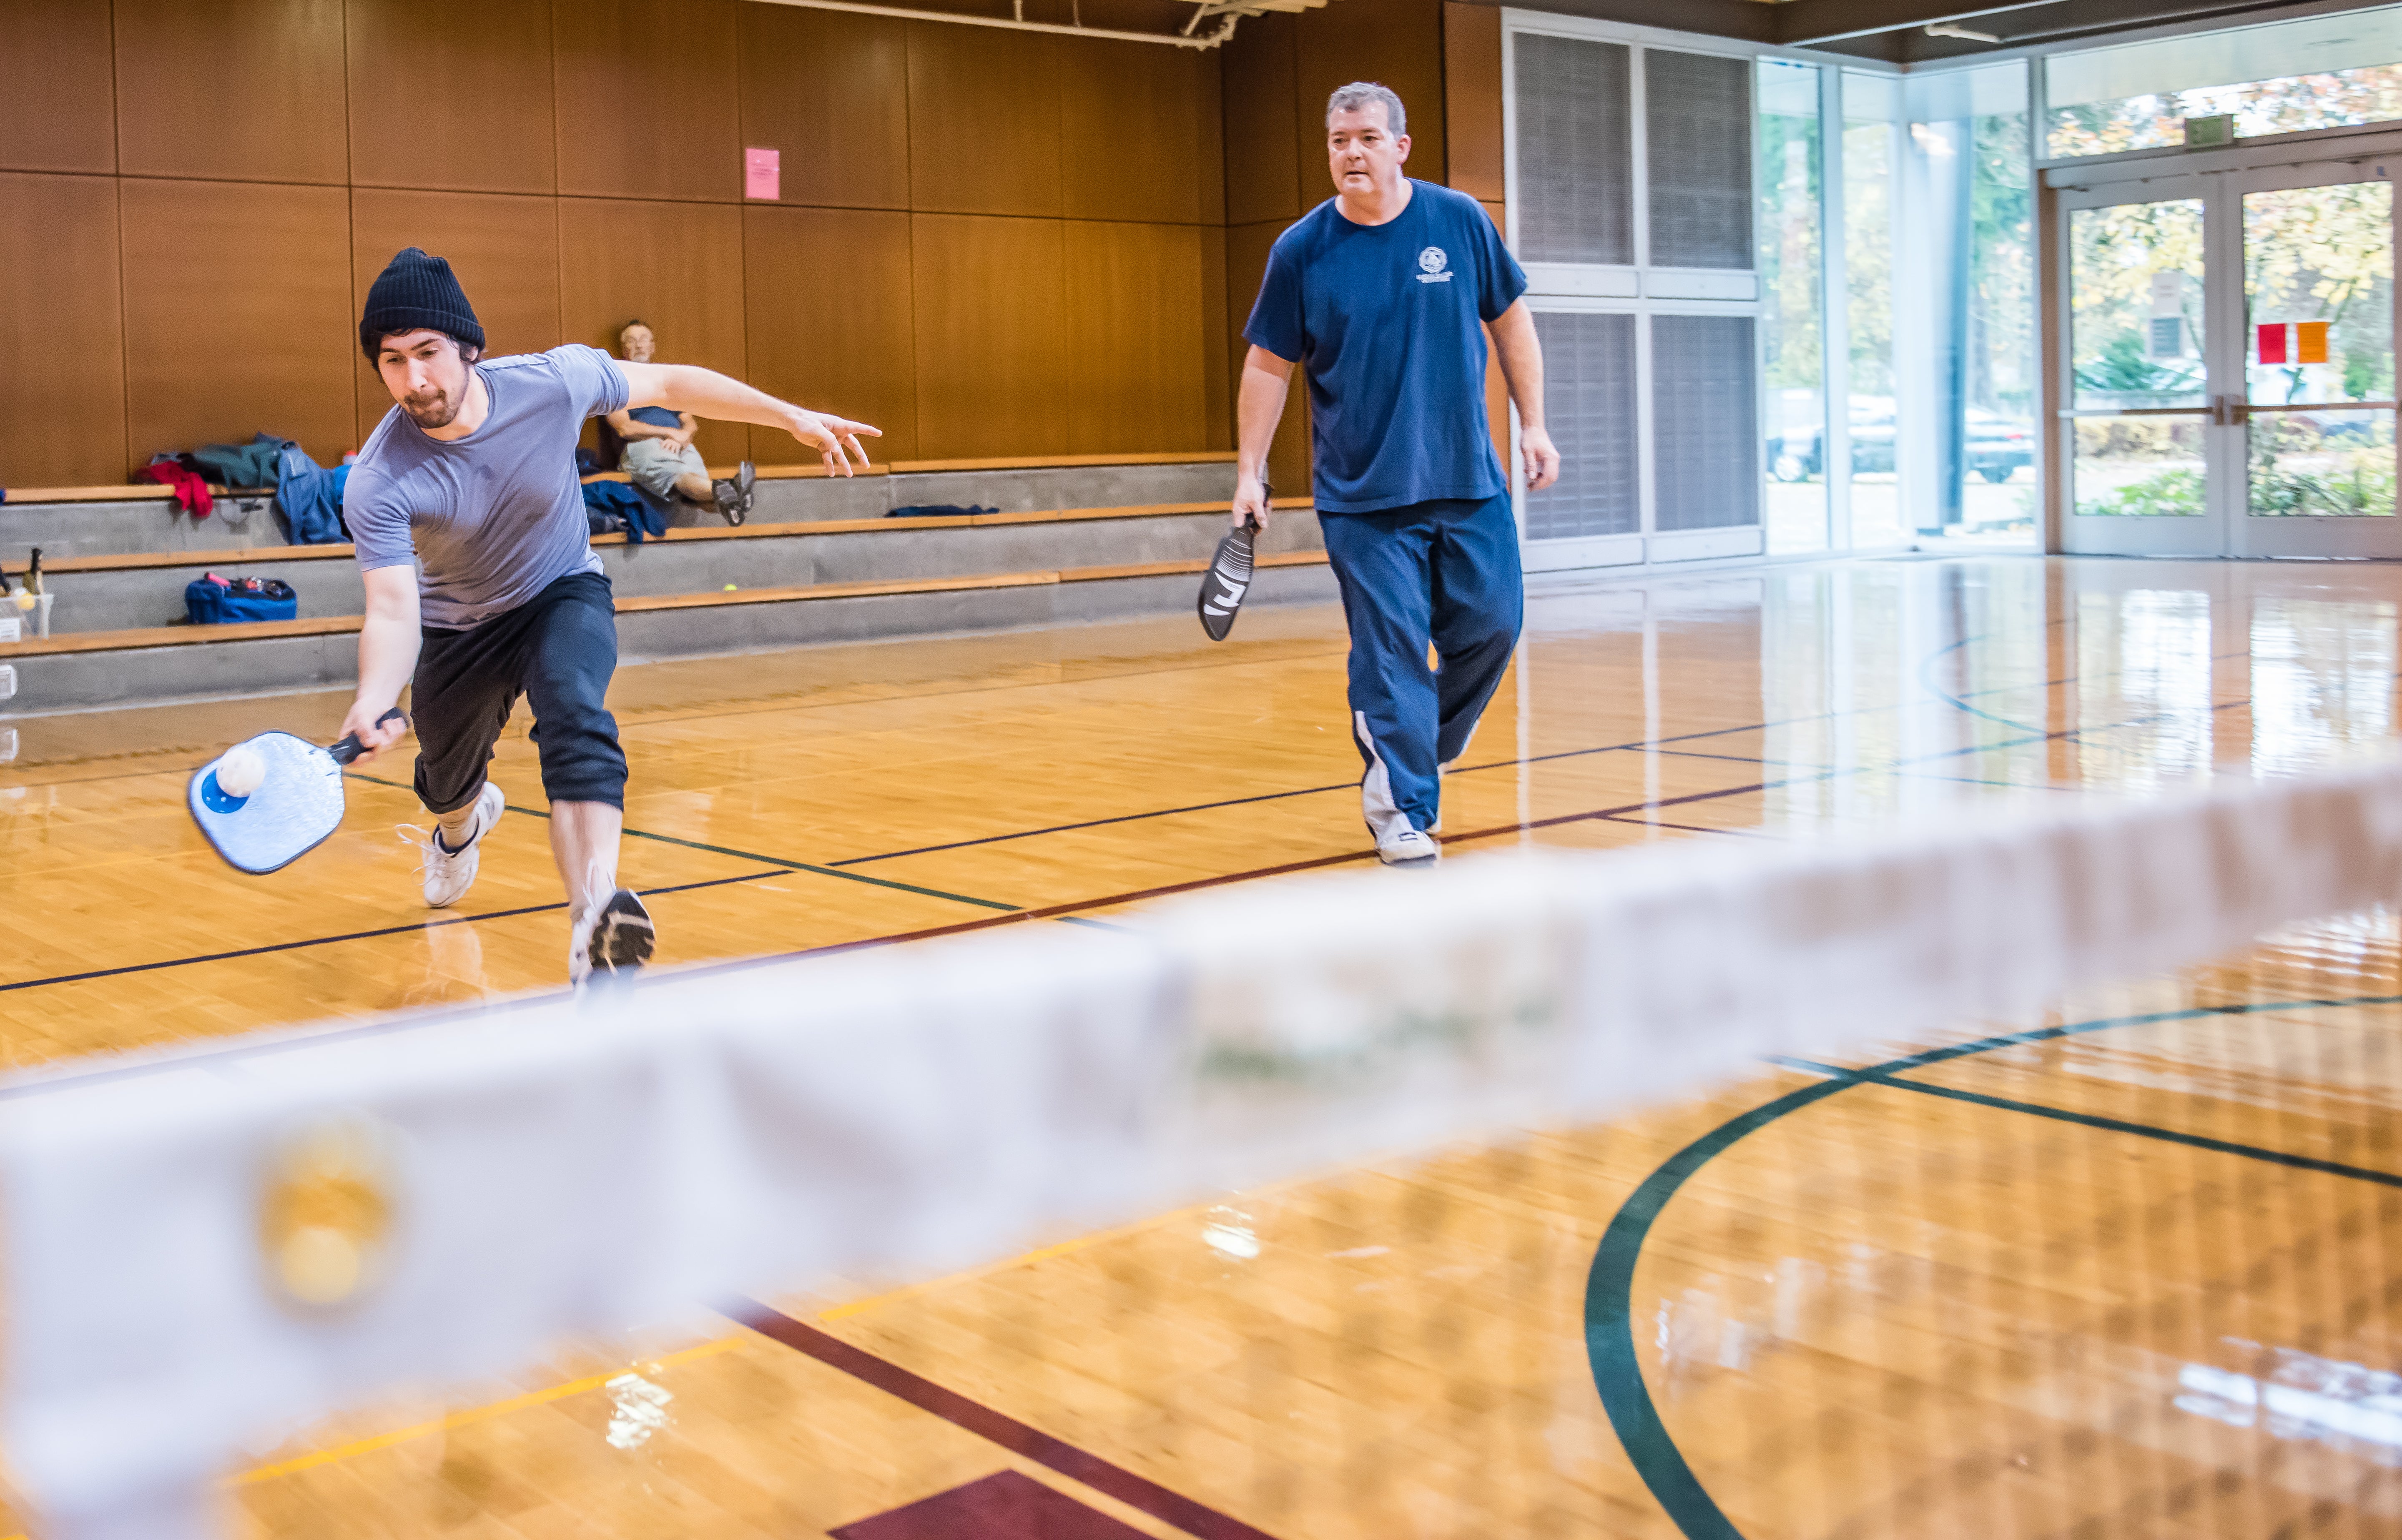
606, 320, 755, 524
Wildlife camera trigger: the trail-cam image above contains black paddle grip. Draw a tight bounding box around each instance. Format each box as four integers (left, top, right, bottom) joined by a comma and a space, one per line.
328, 707, 406, 766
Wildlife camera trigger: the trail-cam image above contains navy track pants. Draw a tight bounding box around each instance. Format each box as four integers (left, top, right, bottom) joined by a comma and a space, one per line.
1320, 492, 1523, 841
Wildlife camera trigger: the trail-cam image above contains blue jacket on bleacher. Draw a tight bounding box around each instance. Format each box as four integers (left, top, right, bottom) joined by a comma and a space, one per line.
274, 440, 351, 545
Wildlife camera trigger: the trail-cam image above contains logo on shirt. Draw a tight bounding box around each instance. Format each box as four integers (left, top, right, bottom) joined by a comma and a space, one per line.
1416, 246, 1453, 283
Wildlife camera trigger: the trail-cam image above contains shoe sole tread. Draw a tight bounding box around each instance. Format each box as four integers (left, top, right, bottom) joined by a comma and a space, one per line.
590, 892, 656, 973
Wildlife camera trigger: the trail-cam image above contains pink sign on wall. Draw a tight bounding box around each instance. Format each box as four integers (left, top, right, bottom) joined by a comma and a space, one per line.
744, 147, 780, 201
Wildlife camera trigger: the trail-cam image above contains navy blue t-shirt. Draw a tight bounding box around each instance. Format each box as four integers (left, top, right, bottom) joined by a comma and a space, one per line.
1244, 180, 1527, 514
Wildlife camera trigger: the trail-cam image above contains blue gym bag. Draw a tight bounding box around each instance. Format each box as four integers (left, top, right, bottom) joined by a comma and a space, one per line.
186, 572, 299, 625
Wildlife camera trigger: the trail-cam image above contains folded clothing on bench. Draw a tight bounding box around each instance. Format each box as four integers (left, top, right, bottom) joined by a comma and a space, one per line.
138, 459, 214, 517
581, 479, 668, 542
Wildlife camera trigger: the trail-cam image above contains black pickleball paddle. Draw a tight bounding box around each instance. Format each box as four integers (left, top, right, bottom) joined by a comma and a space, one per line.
1199, 481, 1267, 642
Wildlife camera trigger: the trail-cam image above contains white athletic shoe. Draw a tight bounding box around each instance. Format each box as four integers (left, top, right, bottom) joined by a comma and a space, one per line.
397, 783, 505, 909
1376, 828, 1441, 866
569, 888, 656, 985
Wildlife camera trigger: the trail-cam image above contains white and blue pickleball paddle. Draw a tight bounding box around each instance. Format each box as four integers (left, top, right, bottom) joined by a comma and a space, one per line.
186, 709, 404, 875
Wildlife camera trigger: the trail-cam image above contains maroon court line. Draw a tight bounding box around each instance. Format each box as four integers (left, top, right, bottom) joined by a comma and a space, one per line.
725, 1297, 1286, 1540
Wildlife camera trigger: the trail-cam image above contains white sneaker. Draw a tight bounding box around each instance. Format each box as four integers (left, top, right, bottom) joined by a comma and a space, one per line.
569, 888, 656, 985
397, 782, 505, 909
1376, 828, 1441, 866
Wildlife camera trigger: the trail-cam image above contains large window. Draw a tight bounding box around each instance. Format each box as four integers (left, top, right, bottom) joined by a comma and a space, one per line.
1844, 73, 1904, 549
1759, 60, 1827, 555
1503, 19, 2035, 564
2048, 9, 2402, 159
1907, 63, 2036, 547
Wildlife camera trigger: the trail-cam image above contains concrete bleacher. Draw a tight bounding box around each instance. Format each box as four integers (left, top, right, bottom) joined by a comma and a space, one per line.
0, 455, 1333, 714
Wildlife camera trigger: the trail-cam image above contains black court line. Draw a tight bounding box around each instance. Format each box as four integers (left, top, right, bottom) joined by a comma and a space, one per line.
11, 675, 2230, 1003
826, 778, 1368, 865
823, 672, 2251, 873
818, 712, 1854, 868
0, 694, 2245, 998
1586, 992, 2402, 1540
655, 773, 1858, 981
1773, 1055, 2402, 1189
0, 616, 2272, 998
1594, 815, 1783, 840
344, 770, 1022, 913
1648, 748, 1837, 771
0, 868, 795, 995
0, 770, 1798, 1000
0, 882, 1171, 1100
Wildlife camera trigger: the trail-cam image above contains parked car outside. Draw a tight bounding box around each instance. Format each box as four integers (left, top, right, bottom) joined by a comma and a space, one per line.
1967, 407, 2033, 483
1767, 399, 2032, 483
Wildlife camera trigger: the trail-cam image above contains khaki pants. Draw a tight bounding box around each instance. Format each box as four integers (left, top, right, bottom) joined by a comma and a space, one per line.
622, 438, 708, 502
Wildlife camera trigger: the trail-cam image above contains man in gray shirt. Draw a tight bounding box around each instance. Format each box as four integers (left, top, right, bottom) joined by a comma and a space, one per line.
342, 248, 877, 983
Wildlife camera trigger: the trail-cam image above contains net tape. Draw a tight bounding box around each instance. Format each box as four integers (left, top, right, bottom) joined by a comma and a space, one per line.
8, 758, 2402, 1534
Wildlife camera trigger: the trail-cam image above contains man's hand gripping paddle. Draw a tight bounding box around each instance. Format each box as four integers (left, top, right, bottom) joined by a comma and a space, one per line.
186, 708, 406, 875
1199, 480, 1266, 642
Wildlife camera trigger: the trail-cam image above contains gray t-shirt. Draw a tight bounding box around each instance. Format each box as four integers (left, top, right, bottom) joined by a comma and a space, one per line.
347, 345, 630, 630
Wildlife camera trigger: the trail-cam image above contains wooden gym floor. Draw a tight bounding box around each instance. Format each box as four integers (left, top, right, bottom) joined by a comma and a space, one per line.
4, 554, 2401, 1537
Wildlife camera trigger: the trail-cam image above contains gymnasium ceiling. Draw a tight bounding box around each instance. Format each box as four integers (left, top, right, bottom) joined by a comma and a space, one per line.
1484, 0, 2402, 64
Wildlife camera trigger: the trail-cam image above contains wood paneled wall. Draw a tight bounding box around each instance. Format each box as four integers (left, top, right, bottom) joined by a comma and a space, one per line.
0, 0, 1231, 486
0, 0, 1488, 490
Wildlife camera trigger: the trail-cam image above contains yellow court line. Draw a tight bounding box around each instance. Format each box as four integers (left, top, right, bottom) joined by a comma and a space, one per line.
227, 1335, 743, 1487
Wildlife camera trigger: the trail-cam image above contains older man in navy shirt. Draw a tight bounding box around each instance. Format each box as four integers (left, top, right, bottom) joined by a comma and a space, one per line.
1238, 82, 1559, 865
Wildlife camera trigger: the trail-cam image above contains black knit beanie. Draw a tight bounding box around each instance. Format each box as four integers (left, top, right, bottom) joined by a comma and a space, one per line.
359, 247, 485, 361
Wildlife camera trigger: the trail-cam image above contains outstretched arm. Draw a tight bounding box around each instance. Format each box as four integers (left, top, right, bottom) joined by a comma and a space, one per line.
1488, 301, 1559, 492
618, 362, 880, 477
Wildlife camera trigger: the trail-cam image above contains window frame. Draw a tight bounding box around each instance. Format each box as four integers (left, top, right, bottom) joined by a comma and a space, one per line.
1502, 9, 1893, 569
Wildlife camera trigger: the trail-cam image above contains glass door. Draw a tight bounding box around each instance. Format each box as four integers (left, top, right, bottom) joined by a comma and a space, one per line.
2234, 163, 2400, 557
2059, 180, 2221, 556
2057, 155, 2402, 558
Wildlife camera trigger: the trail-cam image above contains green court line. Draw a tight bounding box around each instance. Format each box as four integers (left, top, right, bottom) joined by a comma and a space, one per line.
1583, 993, 2402, 1540
1779, 1055, 2402, 1187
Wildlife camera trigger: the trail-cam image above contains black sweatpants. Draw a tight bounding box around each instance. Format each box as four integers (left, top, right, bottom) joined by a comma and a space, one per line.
411, 570, 628, 815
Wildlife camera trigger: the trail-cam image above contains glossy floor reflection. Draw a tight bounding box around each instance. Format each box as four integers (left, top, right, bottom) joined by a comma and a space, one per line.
5, 554, 2401, 1537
